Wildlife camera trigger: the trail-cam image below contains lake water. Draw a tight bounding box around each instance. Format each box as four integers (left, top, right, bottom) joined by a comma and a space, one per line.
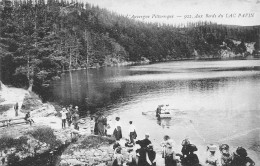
47, 60, 260, 164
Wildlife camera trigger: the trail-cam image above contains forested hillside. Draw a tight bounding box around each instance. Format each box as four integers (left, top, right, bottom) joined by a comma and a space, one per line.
0, 0, 259, 88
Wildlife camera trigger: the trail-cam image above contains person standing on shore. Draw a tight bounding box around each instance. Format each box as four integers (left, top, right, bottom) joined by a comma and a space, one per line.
14, 102, 19, 117
61, 108, 68, 129
72, 111, 80, 130
146, 144, 157, 166
219, 144, 232, 166
97, 115, 106, 136
164, 142, 177, 166
129, 121, 137, 144
136, 133, 151, 148
231, 147, 255, 166
205, 144, 219, 166
113, 117, 122, 141
90, 116, 95, 134
126, 148, 137, 166
112, 147, 124, 166
1, 150, 7, 165
66, 106, 72, 127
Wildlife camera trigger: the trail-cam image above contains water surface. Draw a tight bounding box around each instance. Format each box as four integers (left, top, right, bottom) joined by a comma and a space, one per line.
48, 60, 260, 163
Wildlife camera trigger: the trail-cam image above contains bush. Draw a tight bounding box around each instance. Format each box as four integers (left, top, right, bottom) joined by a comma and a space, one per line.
0, 135, 15, 150
0, 104, 13, 114
0, 135, 29, 152
7, 153, 20, 166
21, 92, 42, 112
26, 127, 62, 149
79, 135, 116, 149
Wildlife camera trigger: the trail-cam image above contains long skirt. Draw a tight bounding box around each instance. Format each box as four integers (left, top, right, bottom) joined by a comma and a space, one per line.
97, 122, 105, 136
130, 131, 137, 143
165, 154, 177, 166
113, 126, 122, 140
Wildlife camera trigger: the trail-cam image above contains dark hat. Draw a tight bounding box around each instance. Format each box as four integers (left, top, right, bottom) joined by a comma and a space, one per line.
189, 144, 198, 152
182, 139, 190, 146
236, 147, 247, 157
116, 117, 120, 120
116, 147, 122, 153
219, 144, 229, 151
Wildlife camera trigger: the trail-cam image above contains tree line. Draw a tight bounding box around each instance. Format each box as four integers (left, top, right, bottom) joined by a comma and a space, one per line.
0, 0, 259, 89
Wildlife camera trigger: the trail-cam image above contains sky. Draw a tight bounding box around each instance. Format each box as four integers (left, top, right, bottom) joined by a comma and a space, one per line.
80, 0, 260, 26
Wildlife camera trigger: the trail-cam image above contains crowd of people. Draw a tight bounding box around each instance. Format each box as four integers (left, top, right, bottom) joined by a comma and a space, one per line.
59, 106, 256, 166
59, 105, 81, 130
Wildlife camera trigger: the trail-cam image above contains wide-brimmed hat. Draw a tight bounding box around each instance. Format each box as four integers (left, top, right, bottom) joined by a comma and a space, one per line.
147, 144, 153, 150
207, 144, 217, 152
189, 144, 198, 152
219, 144, 229, 151
115, 117, 120, 120
236, 147, 247, 157
75, 106, 78, 109
182, 138, 190, 146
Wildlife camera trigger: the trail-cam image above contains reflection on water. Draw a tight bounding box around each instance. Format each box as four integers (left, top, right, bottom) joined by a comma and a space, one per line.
47, 60, 260, 163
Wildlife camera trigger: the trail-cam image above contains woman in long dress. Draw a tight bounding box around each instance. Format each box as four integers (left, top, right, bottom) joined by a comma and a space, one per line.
164, 142, 177, 166
113, 117, 122, 140
97, 115, 105, 136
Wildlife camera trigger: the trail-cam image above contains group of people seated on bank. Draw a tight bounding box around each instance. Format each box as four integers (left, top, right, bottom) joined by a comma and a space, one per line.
112, 133, 255, 166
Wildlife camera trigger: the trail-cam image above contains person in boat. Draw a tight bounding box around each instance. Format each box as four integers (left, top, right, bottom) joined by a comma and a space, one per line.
156, 105, 163, 117
205, 144, 219, 166
161, 104, 170, 114
146, 144, 157, 166
113, 117, 122, 141
219, 144, 232, 166
231, 147, 255, 166
129, 121, 137, 144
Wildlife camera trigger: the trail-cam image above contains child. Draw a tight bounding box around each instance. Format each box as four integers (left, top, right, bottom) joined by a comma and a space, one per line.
112, 147, 124, 166
219, 144, 232, 166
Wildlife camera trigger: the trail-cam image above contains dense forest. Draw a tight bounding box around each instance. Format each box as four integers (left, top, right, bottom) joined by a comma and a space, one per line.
0, 0, 259, 89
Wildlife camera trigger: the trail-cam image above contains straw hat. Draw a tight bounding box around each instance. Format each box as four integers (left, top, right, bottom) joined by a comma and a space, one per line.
208, 144, 217, 152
